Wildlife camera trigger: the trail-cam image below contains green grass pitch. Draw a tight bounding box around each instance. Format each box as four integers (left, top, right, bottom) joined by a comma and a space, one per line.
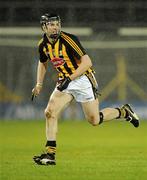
0, 120, 147, 180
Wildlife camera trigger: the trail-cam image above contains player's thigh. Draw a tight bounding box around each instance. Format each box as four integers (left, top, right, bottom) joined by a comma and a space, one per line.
46, 90, 73, 116
81, 98, 100, 120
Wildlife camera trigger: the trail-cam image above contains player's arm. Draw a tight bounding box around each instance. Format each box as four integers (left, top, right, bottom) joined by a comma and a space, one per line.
62, 32, 92, 80
36, 40, 48, 86
70, 54, 92, 80
32, 40, 49, 99
57, 54, 92, 91
32, 61, 47, 100
57, 33, 92, 91
36, 60, 48, 86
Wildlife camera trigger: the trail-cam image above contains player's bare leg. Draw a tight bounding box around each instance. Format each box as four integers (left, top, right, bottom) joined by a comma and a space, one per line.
45, 90, 73, 140
82, 98, 119, 125
81, 98, 99, 125
33, 90, 73, 165
81, 98, 139, 127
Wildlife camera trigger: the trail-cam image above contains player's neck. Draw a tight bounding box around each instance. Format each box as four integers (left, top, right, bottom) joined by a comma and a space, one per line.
47, 35, 58, 44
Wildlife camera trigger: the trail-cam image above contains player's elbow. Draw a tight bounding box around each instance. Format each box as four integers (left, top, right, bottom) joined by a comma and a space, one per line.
87, 58, 92, 69
88, 59, 92, 67
87, 55, 92, 67
82, 55, 92, 68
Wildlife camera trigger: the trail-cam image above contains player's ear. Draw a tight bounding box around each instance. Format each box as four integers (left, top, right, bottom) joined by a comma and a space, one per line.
41, 24, 47, 32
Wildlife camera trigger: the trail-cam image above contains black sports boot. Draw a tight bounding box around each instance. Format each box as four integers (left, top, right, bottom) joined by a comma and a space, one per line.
121, 104, 139, 128
33, 153, 56, 165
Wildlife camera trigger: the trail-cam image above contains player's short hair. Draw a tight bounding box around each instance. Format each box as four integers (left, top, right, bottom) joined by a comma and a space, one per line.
40, 13, 61, 26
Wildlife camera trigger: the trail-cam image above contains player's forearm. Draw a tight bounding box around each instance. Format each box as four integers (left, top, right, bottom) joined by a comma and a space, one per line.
36, 61, 47, 85
70, 55, 92, 80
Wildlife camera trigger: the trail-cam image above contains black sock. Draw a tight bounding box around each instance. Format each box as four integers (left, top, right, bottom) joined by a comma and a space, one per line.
115, 108, 121, 119
46, 141, 56, 147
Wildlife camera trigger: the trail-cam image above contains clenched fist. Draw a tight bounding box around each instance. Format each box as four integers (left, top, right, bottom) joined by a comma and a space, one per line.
57, 77, 71, 91
31, 83, 43, 101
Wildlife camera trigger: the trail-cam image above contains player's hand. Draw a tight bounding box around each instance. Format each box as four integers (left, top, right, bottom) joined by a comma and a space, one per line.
57, 77, 71, 91
31, 84, 43, 101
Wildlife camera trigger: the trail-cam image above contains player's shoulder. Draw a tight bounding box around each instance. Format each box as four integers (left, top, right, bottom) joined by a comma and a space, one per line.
38, 38, 44, 47
37, 34, 47, 48
61, 31, 79, 41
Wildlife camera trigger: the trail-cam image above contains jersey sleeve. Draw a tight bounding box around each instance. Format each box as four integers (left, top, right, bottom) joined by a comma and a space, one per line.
38, 42, 48, 63
62, 32, 86, 59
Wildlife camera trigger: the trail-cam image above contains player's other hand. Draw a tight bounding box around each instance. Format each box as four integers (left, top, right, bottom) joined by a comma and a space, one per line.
57, 77, 71, 91
31, 84, 42, 101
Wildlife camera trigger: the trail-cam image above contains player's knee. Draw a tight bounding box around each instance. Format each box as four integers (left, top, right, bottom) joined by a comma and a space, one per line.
44, 108, 51, 119
44, 107, 56, 119
87, 115, 99, 126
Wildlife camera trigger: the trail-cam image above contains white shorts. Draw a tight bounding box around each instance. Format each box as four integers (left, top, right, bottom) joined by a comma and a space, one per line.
55, 75, 97, 102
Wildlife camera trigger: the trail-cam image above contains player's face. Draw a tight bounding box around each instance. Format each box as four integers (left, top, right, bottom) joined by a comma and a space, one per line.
43, 20, 61, 39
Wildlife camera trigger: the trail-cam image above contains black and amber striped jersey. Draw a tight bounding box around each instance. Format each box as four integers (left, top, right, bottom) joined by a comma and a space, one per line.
38, 31, 93, 79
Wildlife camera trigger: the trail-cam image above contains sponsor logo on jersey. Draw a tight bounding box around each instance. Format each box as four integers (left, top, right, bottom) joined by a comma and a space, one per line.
50, 57, 65, 68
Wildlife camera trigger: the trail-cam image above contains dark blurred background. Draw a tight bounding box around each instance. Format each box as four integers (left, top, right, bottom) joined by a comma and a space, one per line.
1, 0, 147, 28
0, 0, 147, 120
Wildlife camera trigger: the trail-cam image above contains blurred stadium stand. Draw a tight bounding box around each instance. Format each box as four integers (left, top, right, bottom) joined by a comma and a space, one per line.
0, 0, 147, 120
1, 0, 147, 28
